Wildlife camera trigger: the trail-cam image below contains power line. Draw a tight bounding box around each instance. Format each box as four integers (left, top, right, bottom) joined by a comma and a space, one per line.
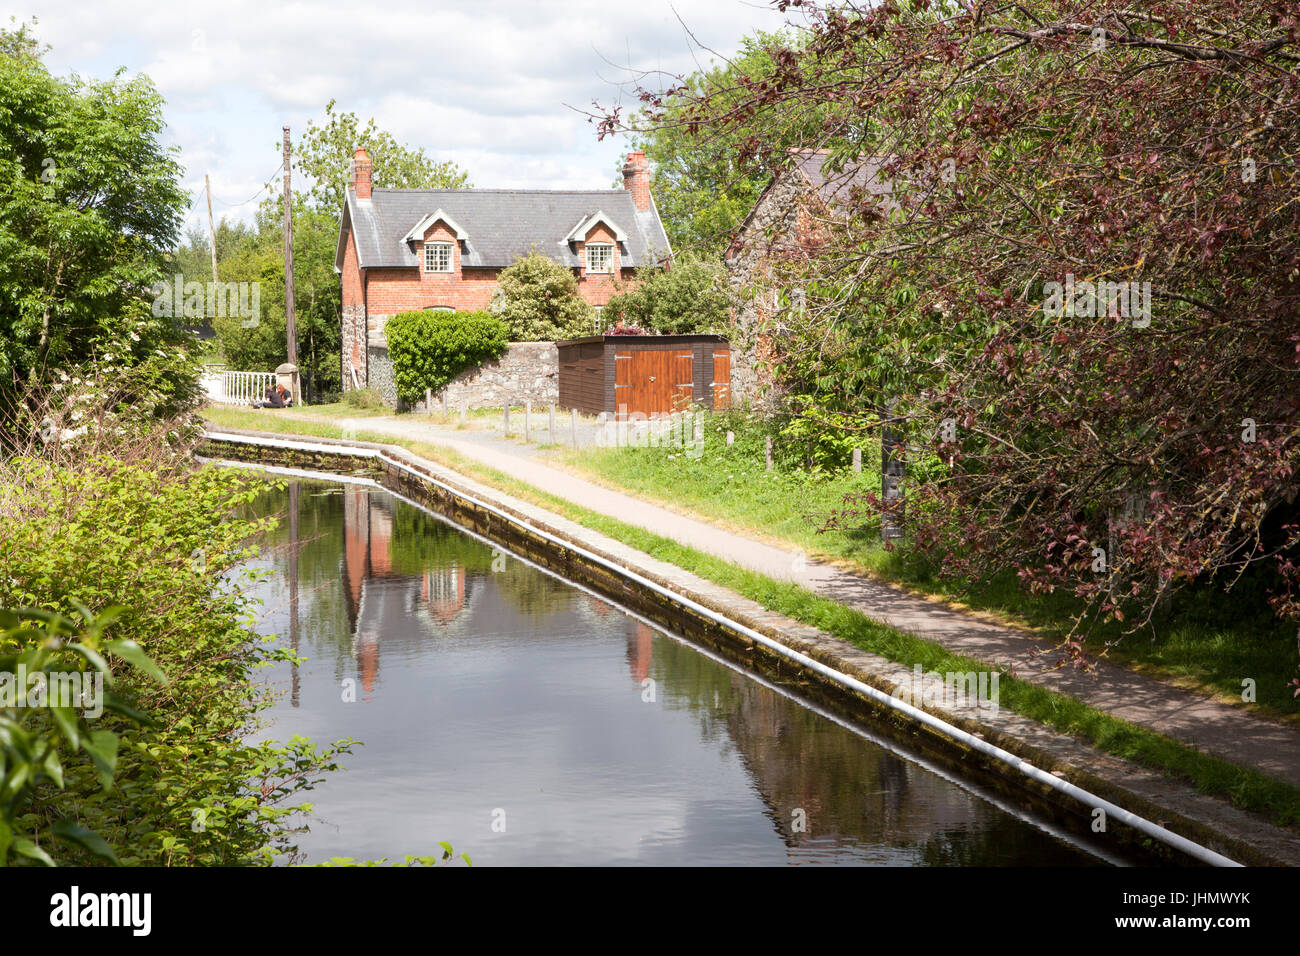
212, 160, 285, 209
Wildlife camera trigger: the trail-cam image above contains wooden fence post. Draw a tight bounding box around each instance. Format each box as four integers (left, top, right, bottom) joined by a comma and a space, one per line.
765, 436, 774, 472
426, 388, 432, 417
571, 408, 579, 450
503, 405, 510, 436
852, 448, 862, 473
524, 402, 531, 442
881, 400, 905, 541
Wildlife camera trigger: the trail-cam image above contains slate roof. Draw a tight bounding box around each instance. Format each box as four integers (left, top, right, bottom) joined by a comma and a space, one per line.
792, 150, 893, 209
336, 187, 671, 272
724, 149, 895, 262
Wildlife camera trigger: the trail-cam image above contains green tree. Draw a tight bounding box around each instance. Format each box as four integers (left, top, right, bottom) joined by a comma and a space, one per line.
606, 0, 1300, 639
185, 101, 471, 397
602, 257, 731, 333
295, 99, 470, 213
169, 202, 343, 400
625, 31, 820, 259
0, 19, 194, 419
489, 252, 593, 341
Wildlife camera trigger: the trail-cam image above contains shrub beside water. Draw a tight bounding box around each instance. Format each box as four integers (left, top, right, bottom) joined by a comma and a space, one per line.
386, 310, 509, 404
0, 386, 353, 865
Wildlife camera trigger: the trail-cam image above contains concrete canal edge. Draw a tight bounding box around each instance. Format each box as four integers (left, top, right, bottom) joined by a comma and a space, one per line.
198, 427, 1300, 867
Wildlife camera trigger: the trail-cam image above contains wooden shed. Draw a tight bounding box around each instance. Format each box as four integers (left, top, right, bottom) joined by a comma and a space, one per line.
557, 334, 731, 417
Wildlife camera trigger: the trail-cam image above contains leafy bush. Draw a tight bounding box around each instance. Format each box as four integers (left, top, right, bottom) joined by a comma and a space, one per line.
386, 310, 509, 403
0, 399, 351, 865
775, 394, 872, 472
0, 605, 166, 865
602, 257, 731, 334
6, 362, 203, 462
489, 252, 593, 341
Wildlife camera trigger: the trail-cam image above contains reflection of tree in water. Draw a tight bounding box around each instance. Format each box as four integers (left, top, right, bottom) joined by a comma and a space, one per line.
917, 821, 1103, 867
626, 624, 739, 747
717, 679, 1094, 863
723, 678, 920, 850
384, 501, 495, 577
624, 629, 892, 834
493, 555, 577, 620
241, 481, 357, 681
630, 623, 1076, 862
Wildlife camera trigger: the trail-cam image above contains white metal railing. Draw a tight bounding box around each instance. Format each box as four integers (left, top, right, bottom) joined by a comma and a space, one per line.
212, 370, 277, 406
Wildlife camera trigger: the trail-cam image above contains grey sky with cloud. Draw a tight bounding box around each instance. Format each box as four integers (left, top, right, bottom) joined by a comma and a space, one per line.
9, 0, 795, 232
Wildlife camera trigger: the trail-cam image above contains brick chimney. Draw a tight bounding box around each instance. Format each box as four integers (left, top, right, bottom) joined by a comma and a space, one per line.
351, 147, 372, 200
622, 151, 650, 210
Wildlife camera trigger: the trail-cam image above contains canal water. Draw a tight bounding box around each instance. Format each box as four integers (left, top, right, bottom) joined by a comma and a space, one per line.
241, 477, 1128, 866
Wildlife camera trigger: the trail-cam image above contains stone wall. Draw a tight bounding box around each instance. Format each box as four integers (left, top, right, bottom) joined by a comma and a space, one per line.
724, 171, 810, 410
341, 304, 367, 392
369, 340, 559, 411
366, 345, 399, 407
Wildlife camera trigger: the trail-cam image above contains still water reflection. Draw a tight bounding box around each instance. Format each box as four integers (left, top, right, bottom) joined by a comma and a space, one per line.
243, 478, 1118, 866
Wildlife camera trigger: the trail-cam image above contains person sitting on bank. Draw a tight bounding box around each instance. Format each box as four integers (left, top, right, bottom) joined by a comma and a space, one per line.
263, 384, 292, 408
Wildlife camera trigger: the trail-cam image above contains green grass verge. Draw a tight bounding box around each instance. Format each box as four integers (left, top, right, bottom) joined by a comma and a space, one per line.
201, 406, 1300, 827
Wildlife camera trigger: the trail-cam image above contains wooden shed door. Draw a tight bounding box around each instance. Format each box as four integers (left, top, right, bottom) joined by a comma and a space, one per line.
712, 350, 731, 409
673, 351, 694, 410
615, 349, 691, 416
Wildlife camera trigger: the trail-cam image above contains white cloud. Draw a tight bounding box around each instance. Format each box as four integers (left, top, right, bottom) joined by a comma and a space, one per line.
6, 0, 798, 228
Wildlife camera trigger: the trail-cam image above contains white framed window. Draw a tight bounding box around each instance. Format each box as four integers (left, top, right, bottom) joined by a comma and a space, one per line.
424, 242, 454, 273
586, 243, 613, 273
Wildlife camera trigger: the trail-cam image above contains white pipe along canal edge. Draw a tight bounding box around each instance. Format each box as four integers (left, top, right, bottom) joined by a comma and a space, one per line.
203, 430, 1245, 867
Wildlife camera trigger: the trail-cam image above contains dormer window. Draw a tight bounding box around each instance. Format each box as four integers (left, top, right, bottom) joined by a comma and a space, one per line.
586, 243, 613, 273
425, 242, 454, 273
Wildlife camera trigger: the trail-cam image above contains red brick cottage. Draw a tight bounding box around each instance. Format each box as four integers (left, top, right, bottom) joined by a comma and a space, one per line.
334, 149, 671, 397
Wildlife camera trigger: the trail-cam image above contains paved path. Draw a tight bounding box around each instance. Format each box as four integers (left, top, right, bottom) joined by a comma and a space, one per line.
281, 410, 1300, 787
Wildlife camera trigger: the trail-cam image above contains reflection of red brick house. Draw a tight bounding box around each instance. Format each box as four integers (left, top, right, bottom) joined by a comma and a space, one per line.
342, 486, 388, 612
627, 622, 655, 684
420, 566, 466, 625
724, 149, 893, 405
341, 487, 471, 693
335, 149, 672, 394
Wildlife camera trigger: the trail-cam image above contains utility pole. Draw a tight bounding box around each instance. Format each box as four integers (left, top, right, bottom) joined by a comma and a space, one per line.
282, 126, 299, 404
204, 174, 218, 282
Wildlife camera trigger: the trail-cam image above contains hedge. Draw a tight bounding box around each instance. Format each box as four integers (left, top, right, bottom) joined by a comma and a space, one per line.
385, 310, 510, 403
